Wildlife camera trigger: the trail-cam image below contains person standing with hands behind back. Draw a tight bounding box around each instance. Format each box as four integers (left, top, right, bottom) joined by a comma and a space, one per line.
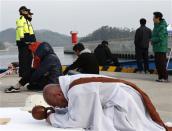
151, 12, 168, 82
134, 18, 151, 74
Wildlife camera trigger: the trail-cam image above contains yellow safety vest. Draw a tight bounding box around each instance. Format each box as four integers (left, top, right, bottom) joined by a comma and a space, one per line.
16, 16, 35, 42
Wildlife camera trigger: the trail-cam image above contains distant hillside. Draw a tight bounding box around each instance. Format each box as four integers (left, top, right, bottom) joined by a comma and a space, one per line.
80, 25, 135, 42
35, 30, 71, 47
0, 41, 6, 50
0, 26, 136, 47
0, 28, 16, 45
0, 28, 71, 47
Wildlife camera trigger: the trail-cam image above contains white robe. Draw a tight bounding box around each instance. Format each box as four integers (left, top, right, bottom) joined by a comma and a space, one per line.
49, 74, 165, 131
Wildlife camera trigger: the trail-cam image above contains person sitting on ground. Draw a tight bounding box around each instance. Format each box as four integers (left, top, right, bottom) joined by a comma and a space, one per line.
43, 74, 172, 131
5, 41, 62, 93
63, 43, 99, 75
94, 40, 119, 66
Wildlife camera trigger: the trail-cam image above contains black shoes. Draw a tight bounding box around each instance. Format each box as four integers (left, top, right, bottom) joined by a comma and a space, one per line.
156, 79, 169, 83
5, 86, 21, 93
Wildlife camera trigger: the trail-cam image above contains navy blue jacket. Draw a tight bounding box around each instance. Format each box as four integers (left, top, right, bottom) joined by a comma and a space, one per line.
30, 42, 62, 84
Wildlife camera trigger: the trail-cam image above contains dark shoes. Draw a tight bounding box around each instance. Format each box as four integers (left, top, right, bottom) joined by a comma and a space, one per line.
4, 84, 43, 93
5, 86, 21, 93
156, 79, 169, 83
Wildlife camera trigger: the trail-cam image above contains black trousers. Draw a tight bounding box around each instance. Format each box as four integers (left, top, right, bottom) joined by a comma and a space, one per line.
18, 45, 33, 87
27, 76, 50, 90
135, 48, 149, 72
19, 69, 34, 86
20, 73, 57, 91
154, 52, 168, 80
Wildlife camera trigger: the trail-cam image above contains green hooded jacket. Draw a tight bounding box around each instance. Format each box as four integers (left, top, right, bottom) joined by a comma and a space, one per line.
151, 20, 168, 53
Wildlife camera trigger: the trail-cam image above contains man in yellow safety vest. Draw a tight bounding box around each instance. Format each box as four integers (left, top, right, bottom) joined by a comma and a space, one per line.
5, 6, 36, 93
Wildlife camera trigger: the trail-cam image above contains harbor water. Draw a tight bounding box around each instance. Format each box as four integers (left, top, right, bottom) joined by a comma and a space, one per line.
0, 47, 76, 68
0, 46, 172, 70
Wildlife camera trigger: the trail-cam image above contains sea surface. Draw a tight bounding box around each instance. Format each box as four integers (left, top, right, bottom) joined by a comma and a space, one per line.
0, 47, 76, 68
0, 46, 172, 70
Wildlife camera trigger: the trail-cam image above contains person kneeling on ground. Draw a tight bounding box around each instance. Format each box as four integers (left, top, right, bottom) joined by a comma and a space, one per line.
5, 42, 62, 93
43, 74, 172, 131
63, 43, 99, 75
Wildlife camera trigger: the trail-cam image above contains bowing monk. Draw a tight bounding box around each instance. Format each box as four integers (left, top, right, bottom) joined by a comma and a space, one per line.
43, 74, 172, 131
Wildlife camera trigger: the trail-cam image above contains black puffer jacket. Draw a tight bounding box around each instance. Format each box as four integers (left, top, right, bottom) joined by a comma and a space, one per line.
94, 44, 119, 66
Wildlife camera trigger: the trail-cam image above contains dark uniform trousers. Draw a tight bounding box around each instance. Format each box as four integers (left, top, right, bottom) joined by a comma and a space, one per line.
17, 43, 33, 84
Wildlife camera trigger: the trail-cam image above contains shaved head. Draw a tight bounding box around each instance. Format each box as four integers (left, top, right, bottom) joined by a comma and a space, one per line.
43, 84, 60, 100
43, 84, 68, 108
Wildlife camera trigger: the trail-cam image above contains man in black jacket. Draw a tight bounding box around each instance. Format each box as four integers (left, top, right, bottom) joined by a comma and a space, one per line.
94, 41, 119, 66
63, 43, 99, 75
134, 18, 152, 73
5, 42, 62, 93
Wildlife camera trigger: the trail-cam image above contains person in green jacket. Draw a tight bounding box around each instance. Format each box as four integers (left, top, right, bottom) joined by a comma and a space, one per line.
151, 12, 168, 82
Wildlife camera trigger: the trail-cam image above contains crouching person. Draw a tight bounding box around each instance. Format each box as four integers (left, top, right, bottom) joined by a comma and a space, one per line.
5, 42, 62, 93
27, 41, 62, 90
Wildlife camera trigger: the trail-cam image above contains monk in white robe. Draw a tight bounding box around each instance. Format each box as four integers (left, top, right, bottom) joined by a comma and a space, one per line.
43, 74, 172, 131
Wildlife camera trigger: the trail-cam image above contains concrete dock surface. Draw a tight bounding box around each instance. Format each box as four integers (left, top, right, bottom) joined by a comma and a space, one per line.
0, 72, 172, 122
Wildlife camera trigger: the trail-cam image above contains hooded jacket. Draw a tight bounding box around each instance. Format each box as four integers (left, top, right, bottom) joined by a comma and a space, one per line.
151, 20, 168, 53
29, 42, 62, 83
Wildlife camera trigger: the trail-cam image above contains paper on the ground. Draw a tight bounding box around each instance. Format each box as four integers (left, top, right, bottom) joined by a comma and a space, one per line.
0, 107, 84, 131
165, 122, 172, 127
0, 118, 11, 125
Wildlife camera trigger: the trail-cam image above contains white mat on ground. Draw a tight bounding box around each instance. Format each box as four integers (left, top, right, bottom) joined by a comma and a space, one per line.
0, 107, 84, 131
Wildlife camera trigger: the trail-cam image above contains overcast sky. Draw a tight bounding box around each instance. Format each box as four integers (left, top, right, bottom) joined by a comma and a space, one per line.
0, 0, 172, 37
